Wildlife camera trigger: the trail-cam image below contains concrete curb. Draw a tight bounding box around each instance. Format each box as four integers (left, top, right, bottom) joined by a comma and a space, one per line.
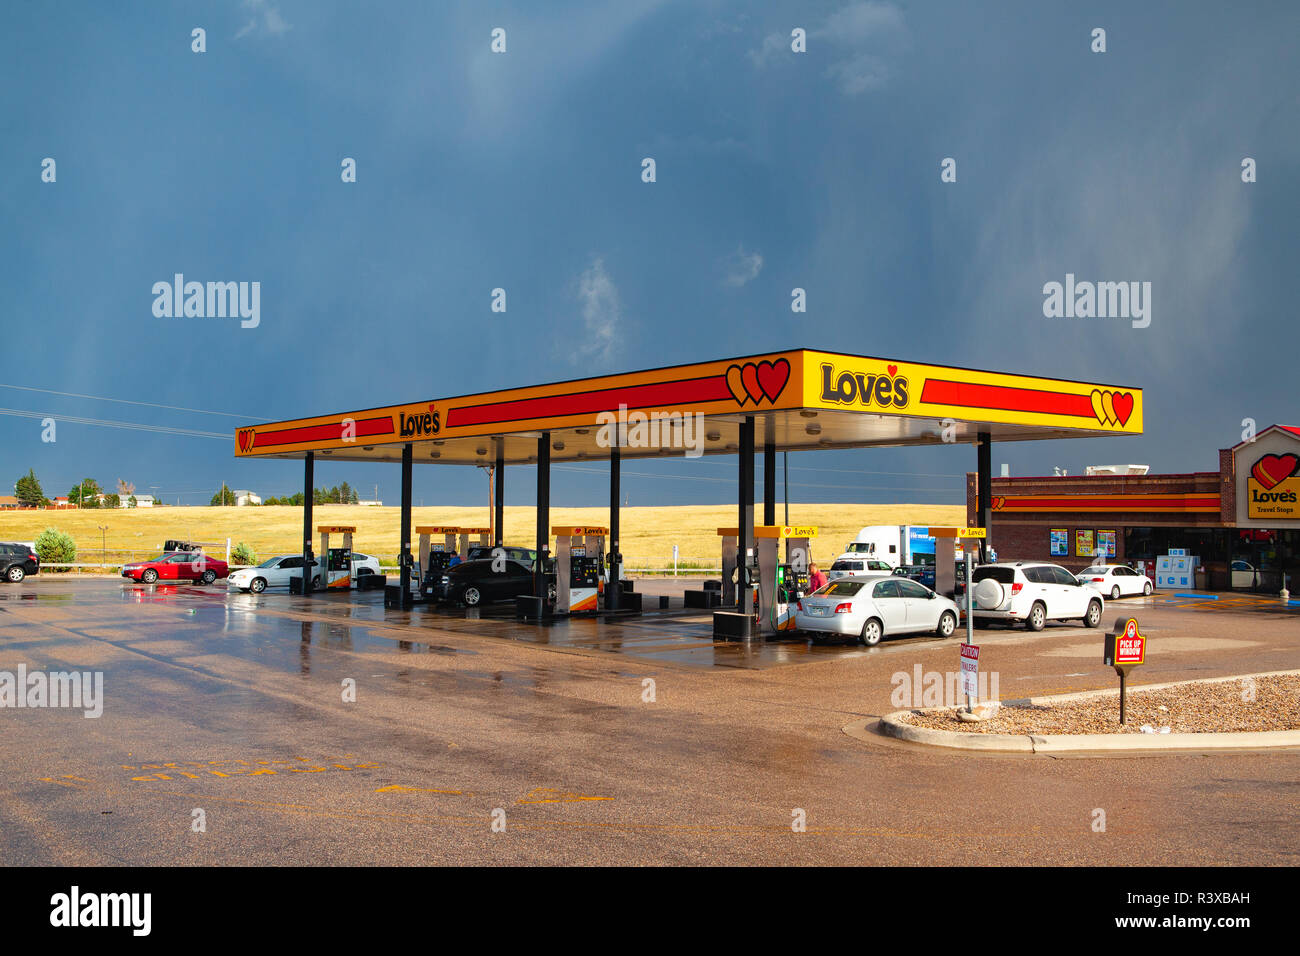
869, 669, 1300, 754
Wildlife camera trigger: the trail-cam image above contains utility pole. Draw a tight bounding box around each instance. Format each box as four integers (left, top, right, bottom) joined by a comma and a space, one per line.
98, 525, 108, 569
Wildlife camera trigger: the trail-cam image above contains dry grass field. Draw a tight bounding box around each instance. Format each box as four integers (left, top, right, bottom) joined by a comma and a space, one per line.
0, 503, 964, 568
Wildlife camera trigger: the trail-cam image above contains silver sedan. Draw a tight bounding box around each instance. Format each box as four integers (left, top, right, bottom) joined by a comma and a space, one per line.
795, 574, 961, 646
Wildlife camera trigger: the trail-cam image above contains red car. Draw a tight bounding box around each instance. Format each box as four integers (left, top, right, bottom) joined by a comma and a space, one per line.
121, 551, 229, 585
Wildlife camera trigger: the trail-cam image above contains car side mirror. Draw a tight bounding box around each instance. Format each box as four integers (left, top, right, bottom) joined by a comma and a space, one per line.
928, 592, 936, 599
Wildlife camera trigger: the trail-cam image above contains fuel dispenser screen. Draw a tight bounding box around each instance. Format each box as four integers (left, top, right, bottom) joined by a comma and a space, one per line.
776, 565, 808, 603
570, 551, 601, 588
327, 548, 351, 572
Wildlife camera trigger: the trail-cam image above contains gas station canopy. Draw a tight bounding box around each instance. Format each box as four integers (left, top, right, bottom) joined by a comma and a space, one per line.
234, 349, 1143, 464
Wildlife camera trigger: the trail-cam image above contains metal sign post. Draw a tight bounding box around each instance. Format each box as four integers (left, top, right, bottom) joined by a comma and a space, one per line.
964, 550, 974, 711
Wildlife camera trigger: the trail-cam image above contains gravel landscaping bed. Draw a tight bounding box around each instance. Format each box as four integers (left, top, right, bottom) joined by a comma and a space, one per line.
896, 674, 1300, 735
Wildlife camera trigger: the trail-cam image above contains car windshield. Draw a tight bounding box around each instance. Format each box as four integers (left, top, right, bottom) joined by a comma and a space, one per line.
845, 543, 869, 553
1081, 567, 1107, 575
972, 566, 1015, 584
258, 556, 285, 568
818, 580, 864, 596
831, 560, 862, 570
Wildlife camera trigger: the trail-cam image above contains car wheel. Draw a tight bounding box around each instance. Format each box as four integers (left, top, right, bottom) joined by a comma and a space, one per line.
250, 577, 267, 593
312, 576, 321, 589
1083, 599, 1102, 628
1026, 602, 1046, 631
463, 586, 482, 607
1143, 581, 1152, 596
860, 618, 883, 647
202, 570, 217, 585
142, 569, 158, 584
1110, 585, 1121, 600
6, 565, 25, 583
935, 610, 957, 638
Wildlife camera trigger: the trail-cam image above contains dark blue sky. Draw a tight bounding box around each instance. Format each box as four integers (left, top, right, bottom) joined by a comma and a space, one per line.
3, 1, 1296, 506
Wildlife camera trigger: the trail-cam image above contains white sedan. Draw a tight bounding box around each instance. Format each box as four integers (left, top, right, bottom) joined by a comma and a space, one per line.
795, 574, 960, 646
228, 552, 381, 592
1077, 565, 1152, 600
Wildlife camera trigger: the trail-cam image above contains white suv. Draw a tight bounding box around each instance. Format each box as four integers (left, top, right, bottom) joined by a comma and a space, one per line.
970, 563, 1103, 631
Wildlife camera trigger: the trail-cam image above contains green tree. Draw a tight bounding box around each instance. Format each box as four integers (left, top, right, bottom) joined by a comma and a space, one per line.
14, 469, 47, 508
210, 484, 236, 506
69, 478, 103, 508
231, 542, 257, 565
34, 527, 76, 570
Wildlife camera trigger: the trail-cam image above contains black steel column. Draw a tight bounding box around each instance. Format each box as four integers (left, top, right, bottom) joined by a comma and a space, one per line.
494, 442, 505, 547
737, 417, 755, 613
763, 430, 776, 526
608, 438, 621, 611
301, 452, 314, 596
977, 431, 992, 563
400, 443, 413, 605
535, 433, 550, 600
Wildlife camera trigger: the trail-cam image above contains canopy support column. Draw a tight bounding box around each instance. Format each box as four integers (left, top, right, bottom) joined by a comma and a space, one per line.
301, 452, 314, 596
535, 433, 551, 601
494, 441, 505, 547
977, 431, 992, 563
737, 417, 755, 613
400, 443, 413, 605
608, 438, 621, 611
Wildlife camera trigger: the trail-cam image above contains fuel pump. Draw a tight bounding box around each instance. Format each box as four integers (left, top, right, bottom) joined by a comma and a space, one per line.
316, 525, 355, 590
755, 525, 816, 635
415, 526, 460, 598
457, 527, 490, 559
553, 526, 606, 614
718, 527, 762, 614
929, 527, 986, 600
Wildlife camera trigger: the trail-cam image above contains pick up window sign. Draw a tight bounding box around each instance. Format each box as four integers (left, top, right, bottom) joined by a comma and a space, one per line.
1104, 617, 1147, 723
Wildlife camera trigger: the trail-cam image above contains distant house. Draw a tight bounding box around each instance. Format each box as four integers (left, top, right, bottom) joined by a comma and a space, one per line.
0, 496, 19, 510
51, 497, 74, 509
356, 499, 383, 507
124, 495, 156, 508
233, 490, 261, 507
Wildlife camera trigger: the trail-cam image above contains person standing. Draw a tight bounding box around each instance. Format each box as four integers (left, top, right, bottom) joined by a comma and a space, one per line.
808, 562, 828, 592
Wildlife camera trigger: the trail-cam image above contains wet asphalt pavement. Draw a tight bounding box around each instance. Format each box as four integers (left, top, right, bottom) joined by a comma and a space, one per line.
1, 577, 1297, 865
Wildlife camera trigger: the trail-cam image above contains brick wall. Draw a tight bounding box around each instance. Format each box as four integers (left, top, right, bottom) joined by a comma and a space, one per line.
964, 469, 1230, 571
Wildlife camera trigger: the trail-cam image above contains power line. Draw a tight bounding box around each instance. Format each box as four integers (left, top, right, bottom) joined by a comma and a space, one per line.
0, 408, 228, 440
0, 384, 252, 419
551, 464, 960, 494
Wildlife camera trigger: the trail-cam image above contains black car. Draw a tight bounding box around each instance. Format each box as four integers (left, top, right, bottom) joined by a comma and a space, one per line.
1, 543, 40, 582
893, 564, 936, 590
430, 558, 556, 607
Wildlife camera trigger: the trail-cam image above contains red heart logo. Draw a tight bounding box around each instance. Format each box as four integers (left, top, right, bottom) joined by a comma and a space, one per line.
886, 364, 898, 377
237, 429, 255, 452
755, 358, 790, 403
725, 365, 748, 404
992, 496, 1006, 511
1111, 392, 1134, 427
1252, 453, 1299, 490
741, 364, 763, 404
